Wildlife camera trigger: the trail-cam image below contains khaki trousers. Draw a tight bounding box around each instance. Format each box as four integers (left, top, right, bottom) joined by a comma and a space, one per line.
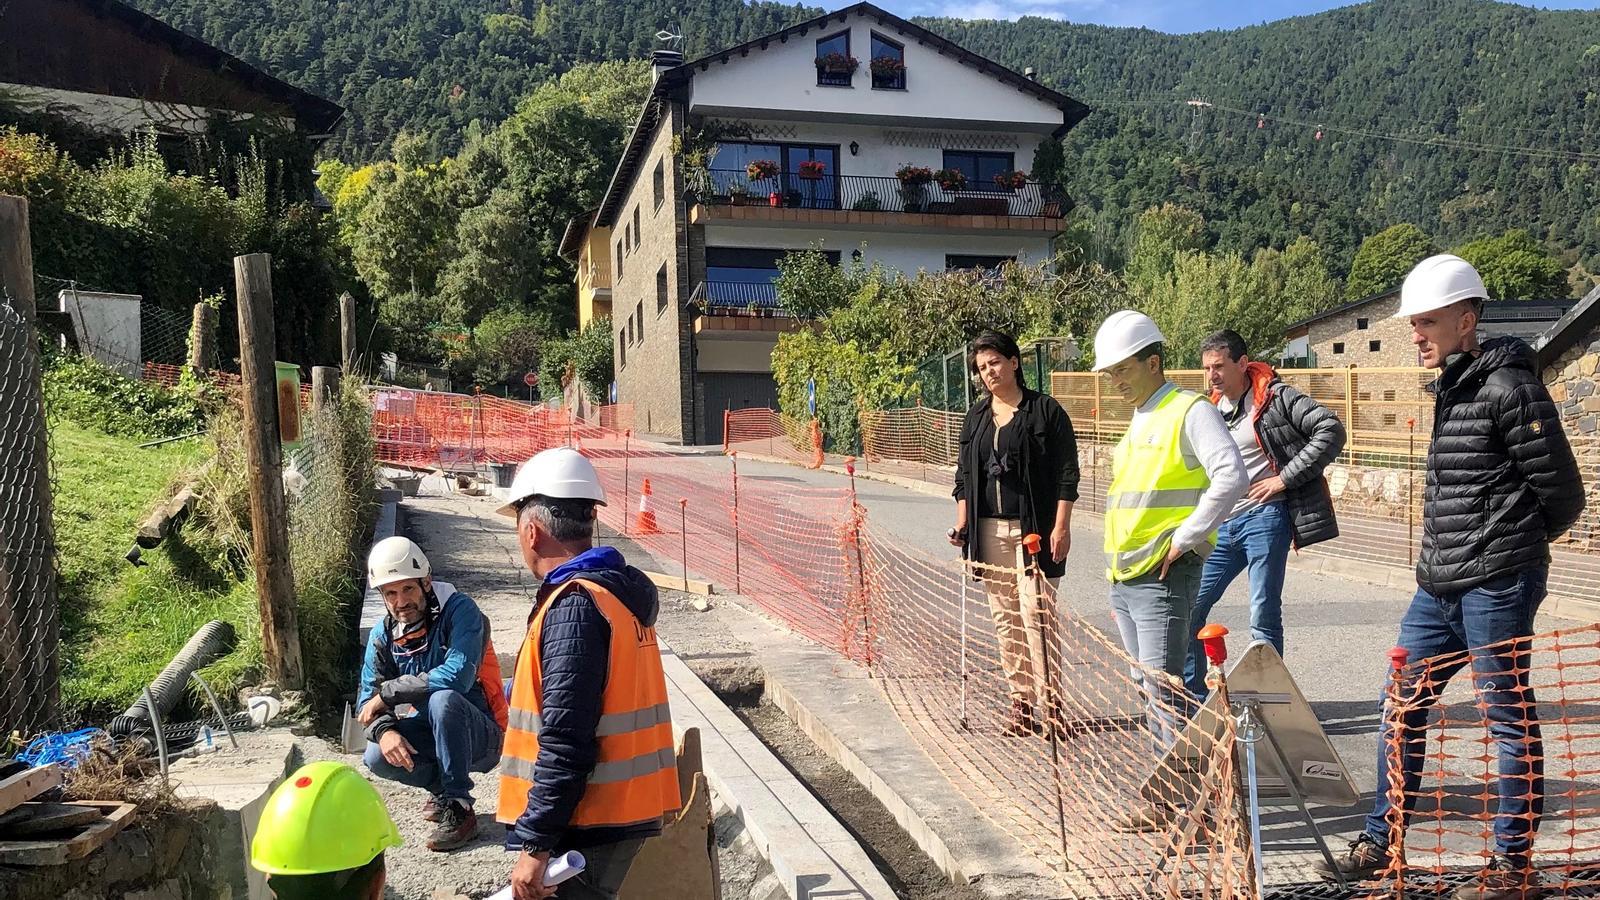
974, 517, 1060, 707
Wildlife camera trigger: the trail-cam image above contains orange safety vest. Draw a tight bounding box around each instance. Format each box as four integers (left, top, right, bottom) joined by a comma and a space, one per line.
479, 635, 509, 732
496, 578, 680, 830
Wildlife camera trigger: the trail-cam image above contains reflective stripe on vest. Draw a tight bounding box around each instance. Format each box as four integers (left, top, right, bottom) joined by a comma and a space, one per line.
496, 578, 681, 829
1103, 387, 1214, 582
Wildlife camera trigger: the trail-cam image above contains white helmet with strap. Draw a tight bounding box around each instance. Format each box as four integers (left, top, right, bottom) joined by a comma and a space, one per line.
496, 447, 607, 518
1092, 310, 1167, 371
1395, 254, 1488, 318
367, 536, 430, 589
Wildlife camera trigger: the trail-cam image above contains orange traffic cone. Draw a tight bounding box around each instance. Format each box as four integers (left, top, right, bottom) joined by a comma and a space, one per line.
636, 478, 661, 535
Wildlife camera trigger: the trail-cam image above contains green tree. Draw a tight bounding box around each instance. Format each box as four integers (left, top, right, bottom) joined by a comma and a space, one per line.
1453, 229, 1569, 299
1345, 224, 1435, 300
1127, 203, 1208, 288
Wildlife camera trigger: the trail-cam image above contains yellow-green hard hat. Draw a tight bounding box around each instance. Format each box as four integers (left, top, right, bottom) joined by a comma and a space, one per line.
250, 761, 403, 875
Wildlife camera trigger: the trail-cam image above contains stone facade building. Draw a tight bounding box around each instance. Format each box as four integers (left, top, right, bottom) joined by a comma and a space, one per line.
1284, 291, 1576, 370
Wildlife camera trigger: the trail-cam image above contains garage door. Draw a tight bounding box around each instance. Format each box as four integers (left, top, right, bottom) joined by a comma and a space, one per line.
701, 372, 780, 445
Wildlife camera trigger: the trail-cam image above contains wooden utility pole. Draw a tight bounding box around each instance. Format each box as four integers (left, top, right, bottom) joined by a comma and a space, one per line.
338, 292, 357, 375
187, 301, 216, 374
0, 195, 60, 734
235, 253, 304, 689
311, 365, 341, 415
0, 196, 37, 326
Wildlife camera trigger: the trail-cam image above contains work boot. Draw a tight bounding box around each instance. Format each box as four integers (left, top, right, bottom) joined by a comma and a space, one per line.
427, 800, 478, 852
1001, 699, 1040, 737
1453, 855, 1542, 900
1316, 832, 1388, 882
1112, 803, 1177, 833
421, 794, 446, 823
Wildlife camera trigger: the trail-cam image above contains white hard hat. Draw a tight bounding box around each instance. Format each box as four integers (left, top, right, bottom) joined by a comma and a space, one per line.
367, 536, 430, 589
1092, 310, 1166, 371
1395, 254, 1487, 318
496, 447, 607, 518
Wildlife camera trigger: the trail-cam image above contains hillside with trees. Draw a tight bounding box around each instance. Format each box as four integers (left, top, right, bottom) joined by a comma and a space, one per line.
130, 0, 1600, 276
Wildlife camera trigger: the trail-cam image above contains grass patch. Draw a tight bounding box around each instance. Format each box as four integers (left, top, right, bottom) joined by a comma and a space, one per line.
50, 369, 375, 727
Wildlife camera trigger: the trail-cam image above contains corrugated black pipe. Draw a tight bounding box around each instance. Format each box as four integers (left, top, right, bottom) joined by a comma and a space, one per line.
108, 620, 237, 736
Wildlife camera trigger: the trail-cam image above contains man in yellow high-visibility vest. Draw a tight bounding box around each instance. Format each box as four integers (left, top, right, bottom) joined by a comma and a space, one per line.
1093, 311, 1247, 832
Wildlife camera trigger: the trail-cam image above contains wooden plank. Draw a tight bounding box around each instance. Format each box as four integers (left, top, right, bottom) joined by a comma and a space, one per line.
641, 569, 714, 596
0, 803, 104, 837
0, 765, 63, 818
0, 802, 134, 866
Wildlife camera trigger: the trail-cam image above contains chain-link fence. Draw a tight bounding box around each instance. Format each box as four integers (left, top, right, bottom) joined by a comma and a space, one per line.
0, 296, 60, 740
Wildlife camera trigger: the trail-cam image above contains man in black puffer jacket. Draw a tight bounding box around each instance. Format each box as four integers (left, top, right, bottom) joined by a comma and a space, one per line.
1184, 329, 1346, 698
1321, 256, 1583, 900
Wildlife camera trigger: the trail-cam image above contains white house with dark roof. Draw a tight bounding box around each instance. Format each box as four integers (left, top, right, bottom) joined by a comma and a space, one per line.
576, 1, 1090, 443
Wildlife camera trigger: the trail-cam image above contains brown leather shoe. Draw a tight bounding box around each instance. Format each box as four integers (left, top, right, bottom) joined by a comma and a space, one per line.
1001, 699, 1040, 736
1452, 856, 1543, 900
427, 801, 479, 852
1316, 832, 1388, 882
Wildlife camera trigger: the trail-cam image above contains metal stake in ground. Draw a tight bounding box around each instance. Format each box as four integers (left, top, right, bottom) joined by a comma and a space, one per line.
846, 460, 872, 669
622, 430, 632, 535
957, 555, 969, 732
731, 452, 742, 595
679, 498, 690, 592
1024, 532, 1070, 870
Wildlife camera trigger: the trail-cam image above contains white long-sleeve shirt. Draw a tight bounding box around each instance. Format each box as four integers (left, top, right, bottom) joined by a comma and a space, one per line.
1132, 382, 1249, 556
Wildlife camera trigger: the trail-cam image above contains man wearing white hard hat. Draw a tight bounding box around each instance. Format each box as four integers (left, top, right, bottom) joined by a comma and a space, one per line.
1092, 310, 1247, 831
357, 536, 508, 852
1321, 255, 1582, 900
495, 448, 679, 900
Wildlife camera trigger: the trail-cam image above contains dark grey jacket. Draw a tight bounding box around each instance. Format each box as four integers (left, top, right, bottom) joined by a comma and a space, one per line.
1418, 337, 1583, 596
1217, 362, 1346, 548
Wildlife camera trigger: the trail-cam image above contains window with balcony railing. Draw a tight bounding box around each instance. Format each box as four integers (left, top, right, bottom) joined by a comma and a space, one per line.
700, 168, 1067, 218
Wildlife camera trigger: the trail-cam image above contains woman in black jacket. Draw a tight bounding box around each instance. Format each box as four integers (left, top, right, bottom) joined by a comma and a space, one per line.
948, 331, 1080, 736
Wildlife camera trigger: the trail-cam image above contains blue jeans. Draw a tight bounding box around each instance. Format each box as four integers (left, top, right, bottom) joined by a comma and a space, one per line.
1109, 552, 1204, 749
1362, 565, 1548, 857
364, 689, 503, 805
1183, 501, 1292, 698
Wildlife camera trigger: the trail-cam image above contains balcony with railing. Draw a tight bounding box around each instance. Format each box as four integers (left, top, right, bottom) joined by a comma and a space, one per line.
689, 281, 790, 317
689, 169, 1070, 232
579, 266, 612, 292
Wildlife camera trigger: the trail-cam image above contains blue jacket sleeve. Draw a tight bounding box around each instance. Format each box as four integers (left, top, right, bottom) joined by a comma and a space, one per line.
511, 589, 611, 848
358, 625, 399, 741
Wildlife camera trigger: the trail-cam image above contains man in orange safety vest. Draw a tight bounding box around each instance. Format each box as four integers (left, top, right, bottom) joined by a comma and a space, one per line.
496, 447, 679, 900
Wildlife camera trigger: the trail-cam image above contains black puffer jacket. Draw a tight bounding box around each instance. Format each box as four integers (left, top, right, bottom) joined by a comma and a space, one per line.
1418, 337, 1584, 596
1218, 362, 1347, 548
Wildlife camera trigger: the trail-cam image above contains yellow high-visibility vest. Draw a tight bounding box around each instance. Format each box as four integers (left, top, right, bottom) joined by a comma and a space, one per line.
1104, 386, 1213, 582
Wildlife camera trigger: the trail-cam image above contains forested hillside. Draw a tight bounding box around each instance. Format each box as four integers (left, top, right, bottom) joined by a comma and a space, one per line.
128, 0, 1600, 276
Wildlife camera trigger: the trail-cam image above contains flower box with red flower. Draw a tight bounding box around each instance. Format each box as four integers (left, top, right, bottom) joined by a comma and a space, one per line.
894, 165, 933, 187
746, 159, 779, 181
933, 168, 968, 192
798, 160, 827, 181
814, 52, 860, 74
992, 169, 1029, 191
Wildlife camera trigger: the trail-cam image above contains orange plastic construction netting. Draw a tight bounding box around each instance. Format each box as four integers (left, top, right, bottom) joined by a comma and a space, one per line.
1372, 623, 1600, 897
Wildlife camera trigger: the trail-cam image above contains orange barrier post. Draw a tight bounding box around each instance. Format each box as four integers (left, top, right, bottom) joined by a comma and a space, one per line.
1381, 645, 1410, 899
846, 459, 872, 668
636, 477, 660, 535
622, 430, 632, 534
1024, 531, 1070, 868
723, 409, 731, 454
809, 418, 823, 469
